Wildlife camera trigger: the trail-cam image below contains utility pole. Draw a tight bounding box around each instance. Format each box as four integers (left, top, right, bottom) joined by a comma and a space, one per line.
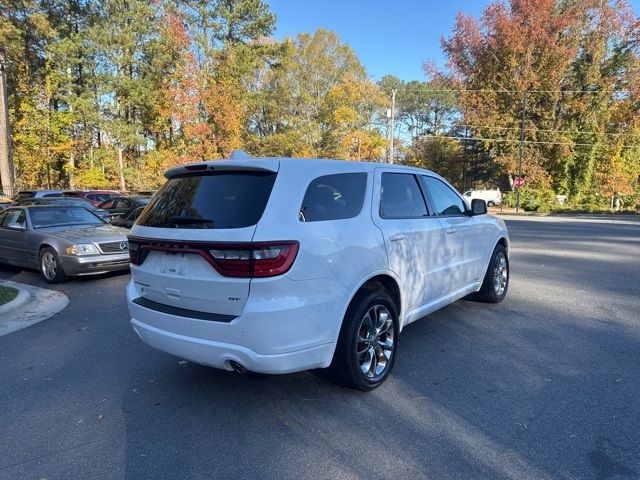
0, 46, 15, 197
389, 89, 396, 164
515, 91, 527, 213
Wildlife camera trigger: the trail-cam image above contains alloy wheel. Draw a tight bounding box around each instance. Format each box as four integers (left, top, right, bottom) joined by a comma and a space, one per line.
493, 252, 508, 296
41, 252, 57, 280
356, 304, 395, 379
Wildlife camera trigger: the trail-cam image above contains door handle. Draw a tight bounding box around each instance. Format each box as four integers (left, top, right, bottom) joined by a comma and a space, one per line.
389, 234, 405, 242
446, 228, 457, 235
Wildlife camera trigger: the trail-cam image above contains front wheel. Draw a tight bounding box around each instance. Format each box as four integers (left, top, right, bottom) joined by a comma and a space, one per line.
475, 244, 508, 303
40, 247, 68, 284
327, 290, 399, 391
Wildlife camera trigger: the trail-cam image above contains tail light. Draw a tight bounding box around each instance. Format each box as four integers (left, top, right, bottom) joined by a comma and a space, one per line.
128, 237, 298, 278
129, 240, 141, 265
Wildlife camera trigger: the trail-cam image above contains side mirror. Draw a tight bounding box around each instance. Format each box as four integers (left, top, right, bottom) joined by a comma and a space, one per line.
471, 198, 487, 215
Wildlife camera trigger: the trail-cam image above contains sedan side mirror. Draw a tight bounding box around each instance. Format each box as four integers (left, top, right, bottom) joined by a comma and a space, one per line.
471, 198, 487, 215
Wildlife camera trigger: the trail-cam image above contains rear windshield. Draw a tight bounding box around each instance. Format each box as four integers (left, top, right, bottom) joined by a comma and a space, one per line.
47, 198, 95, 208
137, 171, 277, 229
14, 192, 35, 202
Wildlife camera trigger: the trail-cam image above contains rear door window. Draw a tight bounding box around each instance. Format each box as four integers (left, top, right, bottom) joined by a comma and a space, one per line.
380, 173, 428, 218
137, 171, 277, 229
299, 173, 367, 222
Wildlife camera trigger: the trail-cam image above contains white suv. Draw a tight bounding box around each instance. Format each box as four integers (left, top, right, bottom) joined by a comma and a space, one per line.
126, 157, 509, 390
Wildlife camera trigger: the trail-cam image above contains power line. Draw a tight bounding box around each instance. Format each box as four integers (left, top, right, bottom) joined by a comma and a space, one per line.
422, 88, 630, 95
450, 124, 640, 138
418, 134, 640, 149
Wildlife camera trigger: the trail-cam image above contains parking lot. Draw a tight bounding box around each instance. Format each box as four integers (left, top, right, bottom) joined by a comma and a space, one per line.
0, 215, 639, 480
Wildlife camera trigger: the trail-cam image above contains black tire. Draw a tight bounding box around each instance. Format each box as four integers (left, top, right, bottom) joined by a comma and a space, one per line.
487, 201, 495, 207
326, 290, 399, 391
39, 247, 68, 284
475, 244, 508, 303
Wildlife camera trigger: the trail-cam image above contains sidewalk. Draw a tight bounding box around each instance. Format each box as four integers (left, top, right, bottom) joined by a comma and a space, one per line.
0, 281, 69, 336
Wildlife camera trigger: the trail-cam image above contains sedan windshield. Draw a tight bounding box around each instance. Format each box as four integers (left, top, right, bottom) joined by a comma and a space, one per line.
29, 207, 104, 228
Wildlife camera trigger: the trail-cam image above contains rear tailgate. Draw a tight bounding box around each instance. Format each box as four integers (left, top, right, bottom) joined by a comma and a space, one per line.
128, 161, 279, 317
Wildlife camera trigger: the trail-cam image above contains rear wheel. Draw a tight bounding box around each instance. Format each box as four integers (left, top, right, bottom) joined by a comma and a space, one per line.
327, 290, 399, 391
475, 244, 508, 303
39, 247, 68, 284
487, 201, 495, 207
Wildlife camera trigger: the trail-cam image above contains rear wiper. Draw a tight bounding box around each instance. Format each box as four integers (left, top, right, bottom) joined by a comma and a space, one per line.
163, 216, 215, 226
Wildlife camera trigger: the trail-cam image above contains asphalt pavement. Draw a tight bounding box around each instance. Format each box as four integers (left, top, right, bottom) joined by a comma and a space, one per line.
0, 216, 638, 480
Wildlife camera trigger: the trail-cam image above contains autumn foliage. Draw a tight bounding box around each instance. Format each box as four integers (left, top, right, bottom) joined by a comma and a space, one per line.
1, 0, 638, 210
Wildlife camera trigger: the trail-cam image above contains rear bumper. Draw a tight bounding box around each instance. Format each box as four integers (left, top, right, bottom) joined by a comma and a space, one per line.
130, 318, 335, 374
60, 253, 130, 276
126, 276, 346, 374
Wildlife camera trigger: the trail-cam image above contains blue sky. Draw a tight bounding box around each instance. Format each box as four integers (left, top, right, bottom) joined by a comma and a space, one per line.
266, 0, 640, 82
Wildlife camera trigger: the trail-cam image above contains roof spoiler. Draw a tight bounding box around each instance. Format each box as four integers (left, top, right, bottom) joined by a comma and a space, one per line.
164, 155, 279, 179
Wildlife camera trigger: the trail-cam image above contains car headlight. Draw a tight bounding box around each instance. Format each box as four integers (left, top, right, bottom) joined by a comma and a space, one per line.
66, 243, 100, 255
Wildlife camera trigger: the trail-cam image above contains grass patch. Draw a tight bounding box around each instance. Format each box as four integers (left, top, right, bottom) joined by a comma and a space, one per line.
0, 286, 19, 306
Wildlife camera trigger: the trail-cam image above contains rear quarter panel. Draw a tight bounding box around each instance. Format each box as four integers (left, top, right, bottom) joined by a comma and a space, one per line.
252, 163, 388, 344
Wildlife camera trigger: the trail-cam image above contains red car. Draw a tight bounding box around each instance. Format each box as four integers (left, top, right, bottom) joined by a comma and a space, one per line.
63, 190, 121, 206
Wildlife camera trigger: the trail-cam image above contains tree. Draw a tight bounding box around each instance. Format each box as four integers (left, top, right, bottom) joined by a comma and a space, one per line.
246, 29, 386, 159
442, 0, 640, 205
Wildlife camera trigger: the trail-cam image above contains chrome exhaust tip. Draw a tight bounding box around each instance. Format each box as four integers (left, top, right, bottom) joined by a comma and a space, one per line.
229, 360, 247, 375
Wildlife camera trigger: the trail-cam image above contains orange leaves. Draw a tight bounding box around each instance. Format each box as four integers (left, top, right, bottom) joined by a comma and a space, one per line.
157, 48, 243, 162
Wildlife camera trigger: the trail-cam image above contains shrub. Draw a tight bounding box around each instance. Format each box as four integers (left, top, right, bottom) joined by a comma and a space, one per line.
503, 187, 556, 212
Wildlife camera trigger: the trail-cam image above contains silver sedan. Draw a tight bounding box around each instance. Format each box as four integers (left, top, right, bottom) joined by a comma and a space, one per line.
0, 205, 131, 283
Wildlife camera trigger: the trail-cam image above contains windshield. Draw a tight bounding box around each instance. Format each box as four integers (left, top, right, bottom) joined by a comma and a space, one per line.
29, 207, 105, 228
137, 171, 276, 229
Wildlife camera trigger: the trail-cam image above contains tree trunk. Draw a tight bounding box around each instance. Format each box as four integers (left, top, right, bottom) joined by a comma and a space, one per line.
117, 147, 126, 192
0, 48, 15, 196
67, 66, 75, 188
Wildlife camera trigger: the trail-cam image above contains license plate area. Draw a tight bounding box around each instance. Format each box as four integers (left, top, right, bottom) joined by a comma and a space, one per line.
159, 251, 189, 276
131, 250, 250, 316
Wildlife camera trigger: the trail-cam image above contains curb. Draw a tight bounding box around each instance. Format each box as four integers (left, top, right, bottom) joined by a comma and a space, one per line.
492, 210, 639, 219
493, 212, 640, 225
0, 281, 69, 337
